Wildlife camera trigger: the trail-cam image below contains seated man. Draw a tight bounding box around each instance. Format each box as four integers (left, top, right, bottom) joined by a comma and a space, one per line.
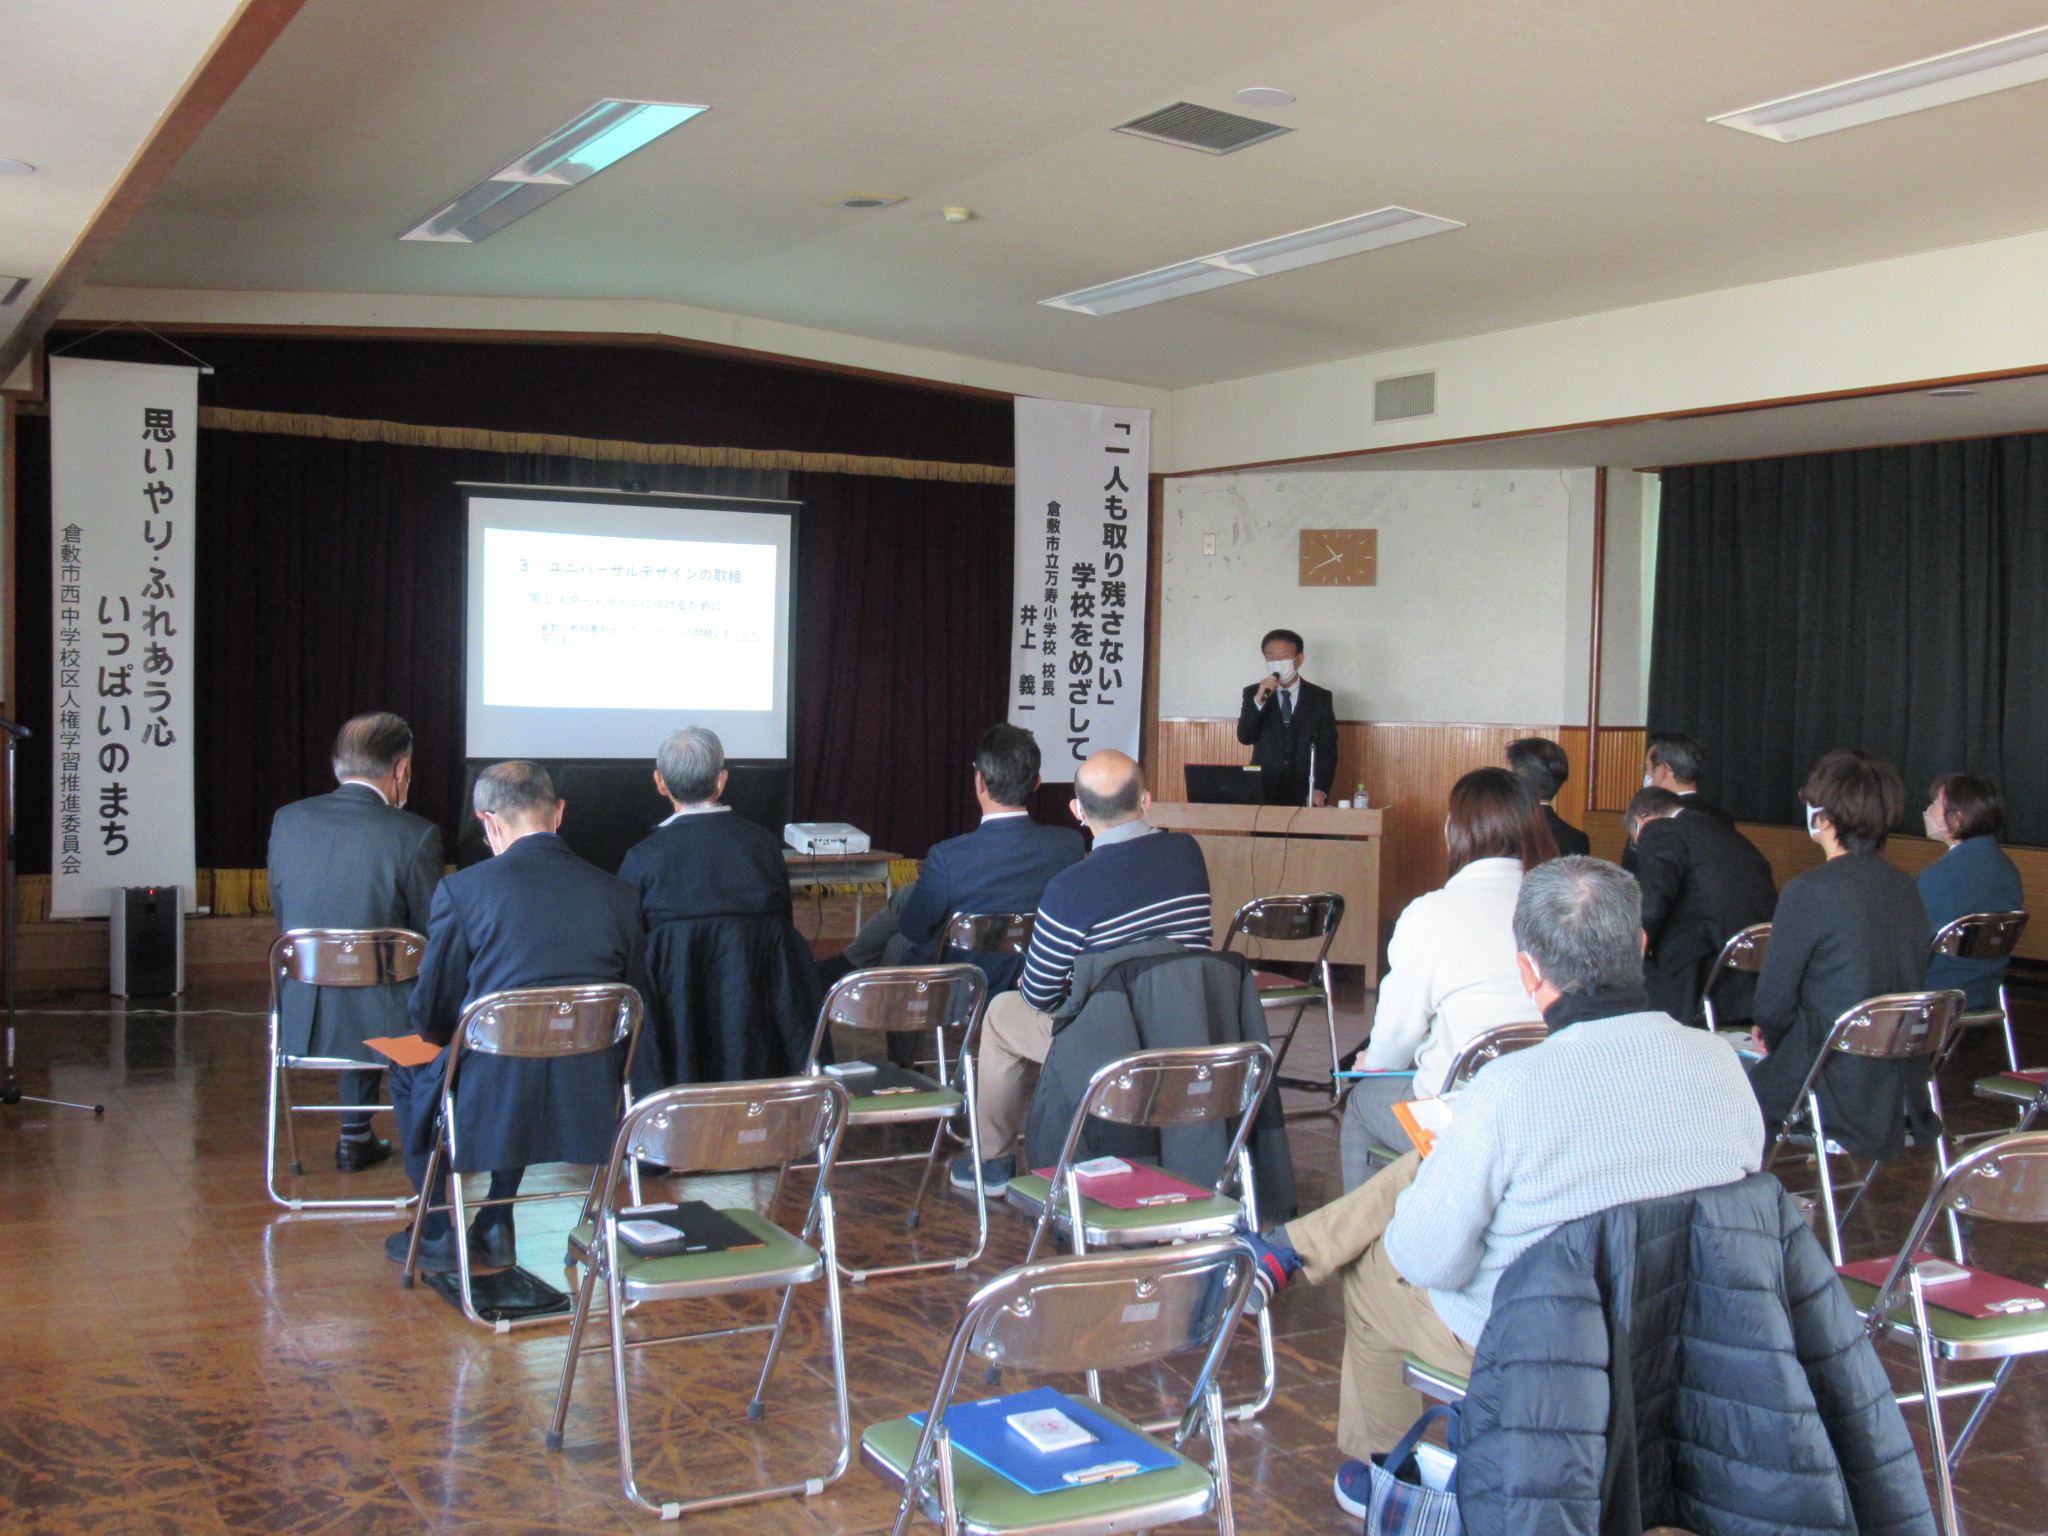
618, 725, 819, 1088
387, 761, 645, 1271
955, 749, 1211, 1192
1626, 786, 1777, 1026
1249, 856, 1761, 1510
1505, 735, 1589, 858
266, 711, 442, 1171
821, 722, 1084, 992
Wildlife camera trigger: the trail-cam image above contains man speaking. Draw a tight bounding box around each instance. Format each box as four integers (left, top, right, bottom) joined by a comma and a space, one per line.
1237, 628, 1339, 807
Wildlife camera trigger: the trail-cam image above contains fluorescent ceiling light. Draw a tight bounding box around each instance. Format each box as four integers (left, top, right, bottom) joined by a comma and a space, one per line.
1711, 24, 2048, 142
1042, 206, 1463, 316
401, 99, 706, 242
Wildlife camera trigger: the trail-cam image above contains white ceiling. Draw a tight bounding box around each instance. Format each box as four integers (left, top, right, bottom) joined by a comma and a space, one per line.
68, 0, 2048, 389
0, 0, 248, 369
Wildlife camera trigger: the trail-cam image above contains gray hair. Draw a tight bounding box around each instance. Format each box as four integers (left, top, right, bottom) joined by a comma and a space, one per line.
656, 726, 724, 805
473, 760, 557, 820
332, 712, 412, 782
1511, 855, 1643, 995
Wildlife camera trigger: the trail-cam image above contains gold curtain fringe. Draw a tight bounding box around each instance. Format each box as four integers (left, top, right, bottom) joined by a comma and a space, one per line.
195, 407, 1014, 485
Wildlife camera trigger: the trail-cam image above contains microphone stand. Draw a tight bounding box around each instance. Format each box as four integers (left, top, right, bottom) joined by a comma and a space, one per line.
0, 718, 104, 1116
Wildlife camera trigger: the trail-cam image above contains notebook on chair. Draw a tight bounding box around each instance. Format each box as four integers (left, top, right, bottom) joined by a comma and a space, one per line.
364, 1034, 443, 1067
1028, 1161, 1213, 1209
614, 1200, 767, 1257
908, 1387, 1178, 1493
1837, 1251, 2048, 1319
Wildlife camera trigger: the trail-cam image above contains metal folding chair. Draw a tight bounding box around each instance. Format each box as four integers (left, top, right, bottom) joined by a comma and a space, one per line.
941, 910, 1036, 959
398, 983, 643, 1329
1354, 1021, 1550, 1166
1698, 921, 1771, 1035
861, 1238, 1258, 1536
1221, 893, 1345, 1116
1761, 989, 1964, 1266
1005, 1042, 1276, 1424
1837, 1132, 2048, 1536
1929, 911, 2029, 1075
799, 964, 989, 1282
545, 1075, 853, 1520
264, 927, 426, 1211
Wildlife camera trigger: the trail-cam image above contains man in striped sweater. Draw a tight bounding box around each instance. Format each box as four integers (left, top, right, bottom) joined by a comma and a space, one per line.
953, 749, 1213, 1192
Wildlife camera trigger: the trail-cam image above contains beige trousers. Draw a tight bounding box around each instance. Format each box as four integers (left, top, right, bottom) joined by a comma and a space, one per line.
974, 990, 1055, 1158
1284, 1151, 1478, 1459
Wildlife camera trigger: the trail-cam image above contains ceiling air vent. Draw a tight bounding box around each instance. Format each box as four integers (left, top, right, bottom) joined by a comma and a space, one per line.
1114, 101, 1292, 155
1374, 371, 1437, 423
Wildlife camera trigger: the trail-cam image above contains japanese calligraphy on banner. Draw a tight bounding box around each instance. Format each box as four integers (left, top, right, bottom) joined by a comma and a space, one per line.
1007, 398, 1150, 771
49, 358, 197, 918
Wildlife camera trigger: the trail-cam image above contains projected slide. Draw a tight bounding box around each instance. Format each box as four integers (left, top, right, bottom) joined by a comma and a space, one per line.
464, 487, 795, 760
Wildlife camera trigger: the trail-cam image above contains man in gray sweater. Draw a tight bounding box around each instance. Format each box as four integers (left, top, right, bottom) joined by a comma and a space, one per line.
1251, 856, 1762, 1510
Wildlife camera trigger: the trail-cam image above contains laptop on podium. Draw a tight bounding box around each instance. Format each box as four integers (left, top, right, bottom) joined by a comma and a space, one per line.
1185, 764, 1266, 805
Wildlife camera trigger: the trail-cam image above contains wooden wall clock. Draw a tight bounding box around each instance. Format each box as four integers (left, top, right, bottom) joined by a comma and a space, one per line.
1299, 528, 1377, 586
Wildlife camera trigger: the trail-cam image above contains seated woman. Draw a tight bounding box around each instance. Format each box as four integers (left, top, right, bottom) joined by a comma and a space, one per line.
1750, 749, 1932, 1163
1918, 773, 2025, 1013
1338, 767, 1555, 1188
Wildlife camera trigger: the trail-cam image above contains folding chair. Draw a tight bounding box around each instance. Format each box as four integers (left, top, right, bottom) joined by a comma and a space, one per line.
1221, 893, 1345, 1116
398, 983, 643, 1330
1761, 989, 1964, 1266
941, 911, 1036, 959
799, 964, 989, 1283
1354, 1021, 1550, 1166
545, 1075, 853, 1520
1698, 921, 1771, 1036
1836, 1132, 2048, 1536
264, 927, 426, 1211
1929, 911, 2029, 1075
1005, 1042, 1277, 1423
861, 1238, 1258, 1536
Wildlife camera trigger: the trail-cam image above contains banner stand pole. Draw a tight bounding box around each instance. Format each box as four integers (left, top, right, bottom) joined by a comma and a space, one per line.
0, 719, 103, 1117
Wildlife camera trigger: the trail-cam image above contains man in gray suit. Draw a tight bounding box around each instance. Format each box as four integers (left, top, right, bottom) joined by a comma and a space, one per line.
267, 713, 443, 1171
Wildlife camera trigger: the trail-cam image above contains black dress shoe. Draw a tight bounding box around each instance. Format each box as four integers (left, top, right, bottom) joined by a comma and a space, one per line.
385, 1226, 459, 1270
467, 1219, 517, 1269
336, 1135, 393, 1173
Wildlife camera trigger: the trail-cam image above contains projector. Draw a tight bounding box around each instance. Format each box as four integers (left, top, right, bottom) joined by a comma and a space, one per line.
784, 822, 871, 855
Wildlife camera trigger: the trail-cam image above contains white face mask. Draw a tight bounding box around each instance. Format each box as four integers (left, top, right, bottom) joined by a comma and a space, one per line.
1804, 802, 1824, 837
1266, 655, 1298, 683
1923, 801, 1948, 841
1642, 771, 1656, 789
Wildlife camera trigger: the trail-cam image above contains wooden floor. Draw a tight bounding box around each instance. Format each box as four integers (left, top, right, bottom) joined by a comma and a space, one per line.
4, 976, 2048, 1534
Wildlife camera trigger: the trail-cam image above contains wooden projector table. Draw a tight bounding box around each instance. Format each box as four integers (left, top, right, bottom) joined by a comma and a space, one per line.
1144, 803, 1384, 982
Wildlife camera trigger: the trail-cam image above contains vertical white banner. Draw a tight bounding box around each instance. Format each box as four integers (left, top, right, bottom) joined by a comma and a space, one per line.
50, 358, 198, 917
1007, 398, 1150, 776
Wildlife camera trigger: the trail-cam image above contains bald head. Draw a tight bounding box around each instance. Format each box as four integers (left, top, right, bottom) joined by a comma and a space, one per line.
1073, 750, 1146, 831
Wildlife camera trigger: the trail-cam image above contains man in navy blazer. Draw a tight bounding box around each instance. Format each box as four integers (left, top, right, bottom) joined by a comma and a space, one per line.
821, 723, 1084, 992
387, 761, 646, 1271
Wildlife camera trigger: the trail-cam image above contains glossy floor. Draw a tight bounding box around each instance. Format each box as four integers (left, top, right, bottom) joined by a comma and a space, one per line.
2, 979, 2046, 1534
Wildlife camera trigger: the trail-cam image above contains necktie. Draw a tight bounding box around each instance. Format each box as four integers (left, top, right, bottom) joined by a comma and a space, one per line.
1280, 690, 1293, 725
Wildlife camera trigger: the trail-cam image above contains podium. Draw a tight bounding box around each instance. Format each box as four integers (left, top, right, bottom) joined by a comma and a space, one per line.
1144, 803, 1384, 981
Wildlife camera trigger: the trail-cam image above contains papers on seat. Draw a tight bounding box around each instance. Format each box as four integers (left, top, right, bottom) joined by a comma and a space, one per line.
363, 1034, 442, 1067
909, 1387, 1177, 1494
1392, 1097, 1454, 1157
1839, 1251, 2048, 1319
1030, 1162, 1214, 1209
614, 1201, 767, 1257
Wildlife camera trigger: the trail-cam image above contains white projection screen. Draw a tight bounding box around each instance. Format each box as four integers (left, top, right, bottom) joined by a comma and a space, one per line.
463, 485, 796, 760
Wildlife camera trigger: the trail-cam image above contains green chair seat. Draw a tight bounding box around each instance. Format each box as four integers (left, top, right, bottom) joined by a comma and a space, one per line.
569, 1208, 820, 1299
1840, 1275, 2048, 1349
861, 1397, 1212, 1534
1401, 1351, 1469, 1401
1003, 1173, 1242, 1242
1974, 1074, 2043, 1106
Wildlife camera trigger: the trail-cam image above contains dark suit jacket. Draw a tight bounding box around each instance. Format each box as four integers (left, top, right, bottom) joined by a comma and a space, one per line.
1621, 789, 1734, 874
1919, 836, 2026, 1010
897, 813, 1086, 991
403, 832, 646, 1171
1544, 805, 1590, 859
1751, 852, 1931, 1162
618, 808, 820, 1091
1633, 811, 1778, 1025
1236, 679, 1339, 805
267, 782, 442, 1059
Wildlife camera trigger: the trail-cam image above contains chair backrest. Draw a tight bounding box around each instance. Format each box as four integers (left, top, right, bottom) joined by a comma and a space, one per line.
1859, 1133, 2048, 1322
1825, 990, 1966, 1062
804, 964, 987, 1080
1931, 910, 2030, 964
1710, 922, 1772, 978
1441, 1022, 1549, 1094
621, 1076, 849, 1179
1077, 1042, 1273, 1132
941, 911, 1035, 955
271, 928, 426, 990
457, 983, 642, 1059
1221, 892, 1344, 962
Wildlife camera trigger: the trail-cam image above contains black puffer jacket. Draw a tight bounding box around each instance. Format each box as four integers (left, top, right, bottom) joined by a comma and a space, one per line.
1457, 1173, 1934, 1536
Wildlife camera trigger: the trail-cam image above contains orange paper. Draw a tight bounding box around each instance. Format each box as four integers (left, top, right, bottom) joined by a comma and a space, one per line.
363, 1034, 443, 1067
1391, 1097, 1453, 1157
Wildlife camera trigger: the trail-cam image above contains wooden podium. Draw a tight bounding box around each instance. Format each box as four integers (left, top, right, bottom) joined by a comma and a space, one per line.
1144, 803, 1384, 981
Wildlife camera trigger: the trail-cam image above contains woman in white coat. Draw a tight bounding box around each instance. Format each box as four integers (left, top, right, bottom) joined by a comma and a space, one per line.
1339, 766, 1558, 1188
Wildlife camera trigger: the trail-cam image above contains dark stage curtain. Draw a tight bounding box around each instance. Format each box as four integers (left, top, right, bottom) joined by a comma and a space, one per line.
1648, 435, 2048, 843
14, 418, 1012, 875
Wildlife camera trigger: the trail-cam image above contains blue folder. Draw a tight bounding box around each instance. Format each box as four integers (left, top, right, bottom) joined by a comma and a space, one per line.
910, 1386, 1179, 1494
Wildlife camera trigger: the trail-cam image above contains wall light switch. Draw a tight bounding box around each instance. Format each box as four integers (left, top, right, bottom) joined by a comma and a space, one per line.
1203, 532, 1217, 555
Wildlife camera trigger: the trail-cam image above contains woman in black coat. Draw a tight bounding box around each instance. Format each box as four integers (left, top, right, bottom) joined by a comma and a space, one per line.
1750, 749, 1932, 1161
